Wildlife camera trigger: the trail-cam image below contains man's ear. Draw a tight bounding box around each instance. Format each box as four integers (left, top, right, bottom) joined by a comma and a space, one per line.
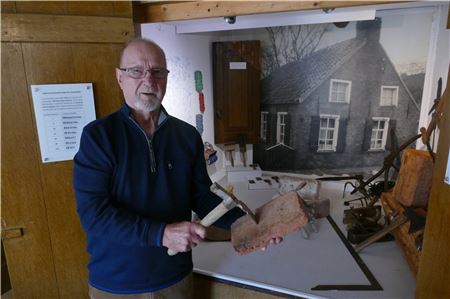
116, 68, 124, 89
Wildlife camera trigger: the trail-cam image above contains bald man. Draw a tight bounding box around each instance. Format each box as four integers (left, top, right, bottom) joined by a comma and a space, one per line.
73, 38, 245, 298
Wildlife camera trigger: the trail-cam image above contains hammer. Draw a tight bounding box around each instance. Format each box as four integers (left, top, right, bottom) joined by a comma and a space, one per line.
167, 182, 257, 256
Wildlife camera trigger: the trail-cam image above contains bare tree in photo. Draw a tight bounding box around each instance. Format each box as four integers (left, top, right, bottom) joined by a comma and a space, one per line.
262, 24, 330, 78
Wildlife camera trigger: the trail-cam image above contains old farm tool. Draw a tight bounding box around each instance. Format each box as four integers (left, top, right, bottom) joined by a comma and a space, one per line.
317, 76, 445, 205
224, 143, 235, 167
420, 77, 444, 162
167, 182, 256, 256
211, 182, 258, 224
355, 207, 427, 253
318, 122, 431, 208
317, 174, 395, 207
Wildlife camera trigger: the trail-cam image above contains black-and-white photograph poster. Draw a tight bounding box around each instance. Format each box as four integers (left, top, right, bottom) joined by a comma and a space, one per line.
254, 13, 432, 175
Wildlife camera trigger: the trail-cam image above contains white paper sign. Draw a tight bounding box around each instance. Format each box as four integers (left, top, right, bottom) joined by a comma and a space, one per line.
229, 62, 247, 70
31, 83, 96, 163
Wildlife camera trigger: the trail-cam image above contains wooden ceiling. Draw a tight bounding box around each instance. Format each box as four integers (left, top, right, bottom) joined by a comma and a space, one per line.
133, 1, 404, 23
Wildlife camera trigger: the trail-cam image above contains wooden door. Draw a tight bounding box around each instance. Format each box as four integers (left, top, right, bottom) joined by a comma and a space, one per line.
1, 2, 133, 298
2, 41, 61, 299
212, 41, 261, 144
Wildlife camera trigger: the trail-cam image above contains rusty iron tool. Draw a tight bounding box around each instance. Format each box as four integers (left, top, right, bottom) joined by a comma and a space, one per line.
237, 135, 247, 167
224, 143, 235, 167
354, 206, 426, 253
212, 182, 258, 224
167, 182, 257, 256
354, 213, 408, 253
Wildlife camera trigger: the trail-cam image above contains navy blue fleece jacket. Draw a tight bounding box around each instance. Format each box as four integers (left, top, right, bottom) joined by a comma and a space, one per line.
73, 104, 243, 294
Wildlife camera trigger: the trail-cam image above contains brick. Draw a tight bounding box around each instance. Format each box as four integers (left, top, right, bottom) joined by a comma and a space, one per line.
393, 149, 434, 208
230, 191, 309, 255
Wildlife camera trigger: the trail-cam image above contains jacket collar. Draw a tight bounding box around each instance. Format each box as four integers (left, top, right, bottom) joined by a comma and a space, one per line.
120, 103, 170, 128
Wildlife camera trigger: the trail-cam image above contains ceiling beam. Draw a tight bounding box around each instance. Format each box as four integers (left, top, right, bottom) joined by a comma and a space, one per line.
133, 1, 404, 23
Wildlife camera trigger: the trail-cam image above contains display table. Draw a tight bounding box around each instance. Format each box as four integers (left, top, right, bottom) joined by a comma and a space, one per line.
192, 176, 416, 298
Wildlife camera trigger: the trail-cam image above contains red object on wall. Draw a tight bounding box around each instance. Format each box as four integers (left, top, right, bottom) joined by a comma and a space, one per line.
199, 92, 205, 113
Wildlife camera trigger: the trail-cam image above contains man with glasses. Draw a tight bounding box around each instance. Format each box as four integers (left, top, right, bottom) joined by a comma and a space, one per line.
73, 38, 249, 298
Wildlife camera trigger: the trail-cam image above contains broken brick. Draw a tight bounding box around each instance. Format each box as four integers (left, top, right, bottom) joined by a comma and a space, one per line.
230, 191, 309, 255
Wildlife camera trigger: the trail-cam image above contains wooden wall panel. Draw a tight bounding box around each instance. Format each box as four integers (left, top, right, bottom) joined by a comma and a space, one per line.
2, 13, 133, 43
20, 42, 125, 298
15, 1, 67, 14
71, 43, 124, 117
1, 1, 16, 13
1, 43, 59, 299
13, 1, 132, 17
416, 68, 450, 299
66, 1, 115, 17
1, 2, 133, 297
21, 43, 88, 298
113, 1, 133, 18
194, 275, 282, 299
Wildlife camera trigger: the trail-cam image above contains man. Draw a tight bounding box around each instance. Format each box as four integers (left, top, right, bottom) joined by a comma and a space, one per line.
74, 38, 280, 298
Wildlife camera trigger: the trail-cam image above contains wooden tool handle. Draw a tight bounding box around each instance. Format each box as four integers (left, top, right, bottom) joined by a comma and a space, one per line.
200, 202, 229, 227
355, 213, 408, 253
167, 202, 231, 256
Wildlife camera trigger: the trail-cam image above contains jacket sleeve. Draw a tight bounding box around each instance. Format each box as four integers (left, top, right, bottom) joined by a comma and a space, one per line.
190, 133, 245, 229
73, 125, 165, 247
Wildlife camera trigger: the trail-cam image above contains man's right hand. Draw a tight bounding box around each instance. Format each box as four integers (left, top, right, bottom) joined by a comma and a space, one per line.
162, 221, 206, 253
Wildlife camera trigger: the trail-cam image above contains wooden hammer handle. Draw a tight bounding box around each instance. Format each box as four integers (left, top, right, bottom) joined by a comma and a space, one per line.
167, 202, 231, 256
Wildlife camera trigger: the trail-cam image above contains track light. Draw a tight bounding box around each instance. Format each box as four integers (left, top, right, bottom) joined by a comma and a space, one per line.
224, 16, 236, 24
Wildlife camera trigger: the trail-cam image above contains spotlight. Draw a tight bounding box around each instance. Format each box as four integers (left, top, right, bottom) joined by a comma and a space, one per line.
322, 8, 335, 14
333, 22, 349, 28
224, 16, 236, 24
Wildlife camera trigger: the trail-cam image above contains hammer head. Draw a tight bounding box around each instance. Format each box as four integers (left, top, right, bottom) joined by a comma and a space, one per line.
211, 182, 258, 224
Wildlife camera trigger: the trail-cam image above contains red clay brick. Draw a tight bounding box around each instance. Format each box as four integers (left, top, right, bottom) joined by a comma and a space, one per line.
230, 191, 309, 255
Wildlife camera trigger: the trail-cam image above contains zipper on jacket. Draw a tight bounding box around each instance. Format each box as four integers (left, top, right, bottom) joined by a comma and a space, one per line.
128, 116, 157, 173
148, 138, 157, 173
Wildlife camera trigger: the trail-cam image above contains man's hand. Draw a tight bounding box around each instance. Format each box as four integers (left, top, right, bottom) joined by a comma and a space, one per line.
261, 236, 283, 251
162, 221, 206, 253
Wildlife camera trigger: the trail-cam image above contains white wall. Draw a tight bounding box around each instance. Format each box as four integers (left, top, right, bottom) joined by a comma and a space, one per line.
418, 3, 449, 151
141, 24, 255, 181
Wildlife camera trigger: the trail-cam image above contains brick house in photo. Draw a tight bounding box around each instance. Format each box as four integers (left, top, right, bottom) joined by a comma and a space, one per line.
254, 18, 421, 172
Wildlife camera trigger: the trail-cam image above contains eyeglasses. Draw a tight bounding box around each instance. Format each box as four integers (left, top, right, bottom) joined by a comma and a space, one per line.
119, 66, 170, 80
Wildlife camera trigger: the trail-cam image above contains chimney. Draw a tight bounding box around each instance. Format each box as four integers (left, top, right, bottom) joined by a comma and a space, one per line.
356, 17, 382, 43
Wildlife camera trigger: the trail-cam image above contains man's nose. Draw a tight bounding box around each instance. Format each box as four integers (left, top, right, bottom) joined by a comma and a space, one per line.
142, 70, 156, 83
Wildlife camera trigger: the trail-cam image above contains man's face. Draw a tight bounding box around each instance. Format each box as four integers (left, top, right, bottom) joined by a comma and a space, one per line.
116, 41, 168, 114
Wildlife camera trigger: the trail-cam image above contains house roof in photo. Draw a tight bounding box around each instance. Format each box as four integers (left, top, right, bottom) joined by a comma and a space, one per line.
261, 19, 420, 110
261, 37, 367, 105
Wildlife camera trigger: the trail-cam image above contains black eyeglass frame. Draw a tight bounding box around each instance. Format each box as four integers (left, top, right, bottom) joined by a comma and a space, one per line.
118, 66, 170, 79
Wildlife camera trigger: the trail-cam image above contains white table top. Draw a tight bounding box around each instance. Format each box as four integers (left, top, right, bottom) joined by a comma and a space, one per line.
193, 176, 416, 299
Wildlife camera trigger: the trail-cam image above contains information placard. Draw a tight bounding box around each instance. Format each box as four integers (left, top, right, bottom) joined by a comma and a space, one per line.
31, 83, 96, 163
